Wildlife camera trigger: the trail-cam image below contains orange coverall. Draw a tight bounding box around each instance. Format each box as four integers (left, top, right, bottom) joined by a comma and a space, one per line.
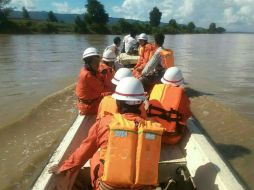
76, 68, 107, 115
98, 62, 115, 93
133, 43, 155, 78
59, 113, 146, 189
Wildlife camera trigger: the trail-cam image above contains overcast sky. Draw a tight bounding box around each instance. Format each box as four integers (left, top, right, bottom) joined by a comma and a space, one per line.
9, 0, 254, 32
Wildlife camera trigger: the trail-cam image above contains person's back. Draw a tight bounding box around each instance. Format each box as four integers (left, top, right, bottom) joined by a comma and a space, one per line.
148, 67, 192, 144
105, 37, 121, 56
49, 77, 163, 190
123, 32, 138, 55
97, 68, 147, 120
96, 68, 132, 120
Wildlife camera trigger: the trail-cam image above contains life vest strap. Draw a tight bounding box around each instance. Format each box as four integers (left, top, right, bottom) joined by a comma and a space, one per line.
147, 105, 186, 135
147, 105, 183, 122
78, 97, 100, 105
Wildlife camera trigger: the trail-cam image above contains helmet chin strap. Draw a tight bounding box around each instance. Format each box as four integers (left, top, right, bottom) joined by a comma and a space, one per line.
85, 62, 96, 75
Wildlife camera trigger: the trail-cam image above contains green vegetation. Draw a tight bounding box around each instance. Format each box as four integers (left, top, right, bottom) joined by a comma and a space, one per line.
47, 11, 58, 22
149, 7, 162, 27
0, 0, 226, 34
22, 6, 29, 19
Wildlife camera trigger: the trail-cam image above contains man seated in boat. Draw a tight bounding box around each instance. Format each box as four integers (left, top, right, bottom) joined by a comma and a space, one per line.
99, 49, 117, 93
132, 33, 154, 78
49, 77, 164, 190
148, 67, 192, 144
76, 47, 110, 115
139, 33, 174, 93
122, 31, 139, 55
97, 68, 147, 120
104, 36, 121, 56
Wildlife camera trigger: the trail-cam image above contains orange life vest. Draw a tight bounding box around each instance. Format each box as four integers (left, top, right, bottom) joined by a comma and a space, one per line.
101, 113, 163, 187
135, 43, 154, 68
148, 84, 191, 144
159, 49, 174, 69
96, 96, 148, 120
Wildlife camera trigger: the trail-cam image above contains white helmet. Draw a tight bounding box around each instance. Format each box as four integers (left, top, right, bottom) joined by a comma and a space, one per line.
111, 68, 133, 85
102, 49, 116, 62
112, 77, 146, 103
82, 47, 100, 59
161, 67, 184, 86
138, 33, 148, 41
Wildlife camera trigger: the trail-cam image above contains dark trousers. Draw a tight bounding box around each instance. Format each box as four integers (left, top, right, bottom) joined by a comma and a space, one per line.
140, 70, 165, 93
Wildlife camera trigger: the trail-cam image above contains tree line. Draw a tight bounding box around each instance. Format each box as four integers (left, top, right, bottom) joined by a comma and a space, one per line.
0, 0, 225, 34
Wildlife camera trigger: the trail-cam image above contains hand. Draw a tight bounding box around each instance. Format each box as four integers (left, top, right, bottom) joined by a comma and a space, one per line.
101, 92, 112, 96
137, 67, 142, 72
48, 164, 61, 175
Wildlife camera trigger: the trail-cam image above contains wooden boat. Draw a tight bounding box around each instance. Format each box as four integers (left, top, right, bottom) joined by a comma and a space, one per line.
31, 114, 245, 190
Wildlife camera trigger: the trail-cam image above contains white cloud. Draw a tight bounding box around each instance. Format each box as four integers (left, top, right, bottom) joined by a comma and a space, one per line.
11, 0, 37, 10
113, 0, 254, 32
52, 1, 84, 14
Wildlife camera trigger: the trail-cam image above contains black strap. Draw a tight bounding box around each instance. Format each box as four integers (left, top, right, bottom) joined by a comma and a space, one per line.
148, 105, 186, 135
148, 105, 183, 122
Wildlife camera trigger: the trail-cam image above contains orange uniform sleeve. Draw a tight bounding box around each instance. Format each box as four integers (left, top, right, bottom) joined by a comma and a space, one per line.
87, 73, 106, 94
59, 122, 100, 172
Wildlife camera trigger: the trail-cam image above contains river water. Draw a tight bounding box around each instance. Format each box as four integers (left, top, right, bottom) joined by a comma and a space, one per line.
0, 34, 253, 189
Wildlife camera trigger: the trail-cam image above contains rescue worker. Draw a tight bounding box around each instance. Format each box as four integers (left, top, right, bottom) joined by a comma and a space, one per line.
49, 77, 164, 190
97, 68, 147, 120
96, 68, 133, 120
99, 49, 117, 93
148, 67, 192, 144
76, 47, 108, 115
104, 37, 121, 56
139, 33, 174, 93
132, 33, 154, 78
122, 31, 138, 55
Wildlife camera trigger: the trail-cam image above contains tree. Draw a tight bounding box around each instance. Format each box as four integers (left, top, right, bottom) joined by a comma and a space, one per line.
187, 22, 195, 33
84, 0, 108, 25
208, 23, 216, 33
48, 11, 58, 22
74, 15, 89, 33
149, 7, 162, 27
22, 6, 30, 19
216, 27, 226, 33
168, 19, 177, 29
0, 0, 12, 23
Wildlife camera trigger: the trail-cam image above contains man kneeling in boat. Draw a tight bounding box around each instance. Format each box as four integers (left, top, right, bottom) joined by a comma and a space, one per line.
97, 68, 147, 120
49, 77, 164, 190
148, 67, 192, 144
76, 47, 109, 115
133, 33, 154, 78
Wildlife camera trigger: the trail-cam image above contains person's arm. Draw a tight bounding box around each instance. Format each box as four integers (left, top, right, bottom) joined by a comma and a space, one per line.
101, 68, 115, 93
87, 74, 106, 94
141, 49, 161, 76
57, 121, 100, 172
